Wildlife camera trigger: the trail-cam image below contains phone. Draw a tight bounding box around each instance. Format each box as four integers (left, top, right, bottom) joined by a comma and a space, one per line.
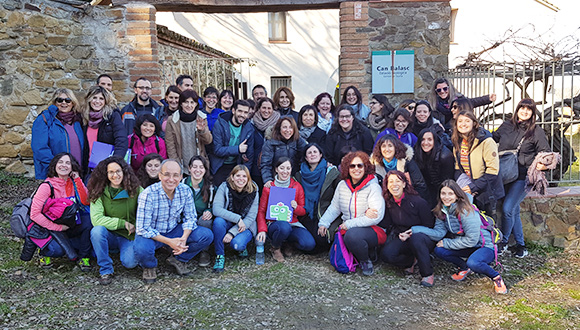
197, 110, 207, 120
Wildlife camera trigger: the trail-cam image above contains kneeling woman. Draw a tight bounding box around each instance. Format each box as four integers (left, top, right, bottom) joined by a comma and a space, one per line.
379, 170, 435, 287
257, 157, 315, 263
88, 157, 142, 285
317, 151, 385, 275
411, 180, 508, 294
212, 165, 259, 272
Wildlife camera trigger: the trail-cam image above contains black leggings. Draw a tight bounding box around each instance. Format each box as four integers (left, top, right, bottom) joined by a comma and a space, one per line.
343, 227, 378, 263
380, 232, 435, 277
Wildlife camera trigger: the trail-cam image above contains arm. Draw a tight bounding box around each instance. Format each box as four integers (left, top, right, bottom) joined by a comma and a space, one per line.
443, 210, 481, 250
292, 182, 307, 217
165, 121, 178, 159
110, 112, 128, 158
73, 177, 89, 205
260, 141, 275, 183
317, 184, 343, 229
229, 191, 260, 237
158, 138, 168, 159
468, 95, 493, 108
30, 183, 64, 231
256, 188, 270, 233
362, 129, 374, 155
406, 160, 429, 200
197, 119, 213, 145
135, 190, 161, 238
411, 219, 447, 241
343, 183, 385, 229
243, 127, 255, 170
31, 111, 54, 178
212, 184, 243, 223
212, 122, 238, 157
179, 187, 198, 233
469, 138, 500, 193
90, 196, 127, 230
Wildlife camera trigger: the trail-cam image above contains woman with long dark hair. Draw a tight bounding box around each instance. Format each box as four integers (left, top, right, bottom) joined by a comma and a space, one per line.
366, 94, 395, 140
313, 92, 335, 133
340, 85, 370, 121
128, 114, 167, 172
297, 105, 326, 148
136, 153, 163, 188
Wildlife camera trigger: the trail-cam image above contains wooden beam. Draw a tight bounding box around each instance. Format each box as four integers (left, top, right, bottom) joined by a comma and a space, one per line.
111, 0, 343, 13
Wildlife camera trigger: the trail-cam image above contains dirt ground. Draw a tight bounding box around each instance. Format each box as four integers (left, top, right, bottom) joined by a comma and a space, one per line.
0, 173, 578, 329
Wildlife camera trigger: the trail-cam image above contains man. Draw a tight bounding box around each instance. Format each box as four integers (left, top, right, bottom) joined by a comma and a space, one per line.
97, 74, 113, 91
252, 84, 267, 102
134, 159, 214, 283
121, 77, 163, 135
176, 74, 194, 92
209, 100, 255, 185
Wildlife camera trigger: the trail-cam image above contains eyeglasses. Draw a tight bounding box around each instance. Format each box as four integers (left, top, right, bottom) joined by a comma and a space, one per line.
395, 119, 408, 125
369, 101, 378, 106
452, 105, 459, 110
107, 170, 123, 176
339, 115, 353, 120
436, 86, 449, 93
407, 105, 415, 111
161, 172, 181, 179
349, 163, 364, 169
56, 98, 72, 104
136, 86, 152, 91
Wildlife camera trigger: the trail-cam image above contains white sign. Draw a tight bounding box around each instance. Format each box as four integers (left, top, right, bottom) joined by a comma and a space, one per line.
372, 50, 414, 94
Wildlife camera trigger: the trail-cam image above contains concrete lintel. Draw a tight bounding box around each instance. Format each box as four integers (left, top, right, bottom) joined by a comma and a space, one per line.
111, 0, 345, 13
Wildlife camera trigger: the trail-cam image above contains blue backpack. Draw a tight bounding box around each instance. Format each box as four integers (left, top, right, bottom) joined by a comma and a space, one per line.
329, 231, 358, 274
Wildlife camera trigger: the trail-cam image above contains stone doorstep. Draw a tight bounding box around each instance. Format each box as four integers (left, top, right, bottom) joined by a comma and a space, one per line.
526, 186, 580, 199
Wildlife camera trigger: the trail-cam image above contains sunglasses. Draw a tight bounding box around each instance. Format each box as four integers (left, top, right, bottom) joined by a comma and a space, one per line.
56, 97, 72, 104
349, 163, 364, 169
436, 86, 449, 93
407, 105, 415, 111
452, 105, 459, 109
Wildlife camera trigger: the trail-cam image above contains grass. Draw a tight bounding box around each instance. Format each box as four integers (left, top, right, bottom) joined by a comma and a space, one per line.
0, 171, 33, 186
568, 289, 580, 300
502, 299, 572, 330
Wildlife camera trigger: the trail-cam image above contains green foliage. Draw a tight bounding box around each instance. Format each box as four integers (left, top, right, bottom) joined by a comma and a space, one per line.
502, 299, 572, 330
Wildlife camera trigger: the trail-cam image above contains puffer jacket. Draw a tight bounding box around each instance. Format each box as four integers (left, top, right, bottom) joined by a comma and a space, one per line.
213, 182, 259, 237
325, 120, 374, 166
260, 137, 307, 183
83, 110, 128, 171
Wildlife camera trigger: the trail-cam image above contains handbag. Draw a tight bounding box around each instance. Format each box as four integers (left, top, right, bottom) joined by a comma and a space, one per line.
498, 137, 524, 185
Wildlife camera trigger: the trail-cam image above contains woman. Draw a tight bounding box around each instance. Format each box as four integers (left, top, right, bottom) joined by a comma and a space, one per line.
340, 85, 370, 121
183, 155, 214, 267
211, 165, 259, 271
313, 92, 335, 133
29, 153, 92, 270
128, 114, 167, 172
32, 88, 85, 179
218, 89, 235, 112
88, 157, 141, 285
318, 152, 385, 275
452, 110, 504, 220
412, 100, 452, 149
260, 117, 307, 187
297, 105, 326, 148
411, 180, 508, 294
371, 134, 428, 201
366, 94, 395, 140
273, 86, 299, 122
165, 89, 213, 171
375, 108, 417, 147
379, 170, 435, 287
414, 127, 455, 207
294, 143, 341, 251
428, 77, 495, 129
492, 99, 550, 258
257, 158, 314, 262
82, 85, 128, 171
161, 85, 181, 131
251, 97, 280, 187
201, 86, 224, 131
137, 153, 163, 188
399, 99, 416, 115
324, 105, 374, 166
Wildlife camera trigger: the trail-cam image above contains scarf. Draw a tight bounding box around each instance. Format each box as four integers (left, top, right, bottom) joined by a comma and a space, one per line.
299, 126, 316, 140
382, 158, 398, 172
164, 105, 177, 117
300, 159, 327, 219
367, 112, 389, 131
179, 109, 197, 122
226, 181, 256, 219
346, 174, 374, 193
527, 152, 561, 195
56, 111, 78, 125
88, 110, 103, 129
252, 111, 280, 132
274, 175, 291, 188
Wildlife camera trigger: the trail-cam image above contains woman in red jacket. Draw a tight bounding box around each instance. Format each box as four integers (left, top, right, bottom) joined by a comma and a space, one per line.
256, 157, 315, 262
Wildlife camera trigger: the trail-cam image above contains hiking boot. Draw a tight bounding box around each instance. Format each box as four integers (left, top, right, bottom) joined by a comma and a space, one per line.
451, 268, 472, 282
99, 273, 113, 285
497, 243, 508, 256
213, 255, 225, 273
514, 245, 528, 258
142, 267, 157, 284
493, 276, 509, 294
238, 248, 249, 258
361, 260, 374, 276
271, 247, 285, 263
166, 256, 191, 276
78, 258, 91, 272
282, 245, 295, 258
404, 259, 418, 275
39, 256, 53, 269
421, 274, 435, 287
198, 251, 211, 267
256, 252, 265, 265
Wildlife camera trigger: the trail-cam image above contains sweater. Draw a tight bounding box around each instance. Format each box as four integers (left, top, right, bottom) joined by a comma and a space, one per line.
90, 186, 143, 240
165, 111, 213, 167
257, 178, 306, 233
213, 182, 259, 237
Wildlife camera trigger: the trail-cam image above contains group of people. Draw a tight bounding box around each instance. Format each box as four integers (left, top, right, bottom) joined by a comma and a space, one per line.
25, 74, 554, 295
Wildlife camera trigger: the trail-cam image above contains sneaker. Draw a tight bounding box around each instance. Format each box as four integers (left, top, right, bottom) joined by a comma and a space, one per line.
166, 256, 191, 276
213, 255, 225, 273
78, 258, 91, 272
270, 247, 285, 263
142, 267, 157, 284
39, 256, 53, 269
99, 273, 113, 285
238, 249, 249, 258
198, 251, 211, 267
497, 243, 508, 256
361, 260, 374, 276
493, 276, 509, 294
256, 252, 265, 265
403, 259, 418, 275
451, 268, 472, 282
514, 245, 528, 258
421, 274, 435, 287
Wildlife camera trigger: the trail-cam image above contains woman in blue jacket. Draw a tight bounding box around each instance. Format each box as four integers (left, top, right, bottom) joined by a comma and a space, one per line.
32, 89, 85, 179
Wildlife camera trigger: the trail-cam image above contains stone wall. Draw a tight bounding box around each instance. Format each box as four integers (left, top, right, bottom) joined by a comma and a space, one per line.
339, 0, 450, 104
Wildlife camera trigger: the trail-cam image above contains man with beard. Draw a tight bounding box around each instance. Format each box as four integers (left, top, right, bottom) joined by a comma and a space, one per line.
121, 77, 163, 134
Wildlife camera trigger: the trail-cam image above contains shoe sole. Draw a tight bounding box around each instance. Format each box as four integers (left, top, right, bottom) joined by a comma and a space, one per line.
515, 251, 528, 258
198, 261, 211, 267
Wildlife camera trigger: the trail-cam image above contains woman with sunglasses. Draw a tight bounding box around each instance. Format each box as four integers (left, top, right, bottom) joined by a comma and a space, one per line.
32, 89, 85, 179
318, 151, 385, 276
399, 99, 416, 116
366, 94, 395, 140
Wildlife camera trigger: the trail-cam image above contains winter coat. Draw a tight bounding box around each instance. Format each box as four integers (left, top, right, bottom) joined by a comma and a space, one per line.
304, 126, 327, 150
257, 179, 306, 233
374, 146, 429, 202
121, 98, 163, 136
432, 94, 493, 128
209, 111, 255, 175
415, 141, 455, 207
260, 137, 307, 183
83, 110, 128, 170
294, 165, 341, 220
276, 107, 300, 123
375, 128, 417, 147
31, 105, 85, 179
165, 111, 213, 165
213, 182, 260, 237
201, 107, 225, 132
90, 186, 143, 240
128, 134, 167, 172
379, 193, 434, 235
325, 120, 374, 166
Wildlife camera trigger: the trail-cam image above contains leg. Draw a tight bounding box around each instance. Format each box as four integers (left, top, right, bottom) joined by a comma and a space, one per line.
212, 217, 234, 255
343, 227, 378, 262
39, 239, 66, 258
230, 230, 253, 252
380, 237, 414, 268
117, 235, 138, 269
434, 246, 476, 271
501, 180, 527, 246
179, 226, 213, 262
466, 247, 499, 279
407, 233, 436, 277
90, 226, 118, 276
287, 226, 316, 252
67, 210, 93, 258
267, 221, 292, 248
134, 235, 163, 269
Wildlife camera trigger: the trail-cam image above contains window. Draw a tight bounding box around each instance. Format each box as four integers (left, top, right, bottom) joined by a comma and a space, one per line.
450, 9, 458, 43
271, 76, 292, 92
268, 12, 287, 42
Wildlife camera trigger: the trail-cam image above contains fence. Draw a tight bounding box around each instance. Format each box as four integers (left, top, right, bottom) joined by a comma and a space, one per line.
447, 59, 580, 184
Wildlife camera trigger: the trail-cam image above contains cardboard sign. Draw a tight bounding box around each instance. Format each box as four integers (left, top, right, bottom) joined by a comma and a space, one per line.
266, 186, 296, 221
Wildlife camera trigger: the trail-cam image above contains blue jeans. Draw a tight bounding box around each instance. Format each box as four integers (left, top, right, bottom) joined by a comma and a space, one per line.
434, 246, 499, 279
501, 179, 527, 246
90, 226, 138, 275
212, 217, 253, 255
134, 225, 213, 269
39, 210, 93, 258
267, 221, 315, 251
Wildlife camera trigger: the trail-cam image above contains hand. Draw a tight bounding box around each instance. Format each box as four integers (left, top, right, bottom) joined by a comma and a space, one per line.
323, 112, 332, 120
201, 211, 213, 221
242, 155, 249, 162
536, 163, 548, 171
223, 233, 233, 244
317, 226, 327, 237
398, 229, 412, 242
196, 118, 207, 131
239, 139, 248, 153
365, 208, 378, 219
237, 219, 246, 232
168, 237, 188, 255
61, 224, 70, 231
490, 93, 497, 102
70, 171, 80, 180
124, 222, 135, 234
256, 232, 266, 243
462, 185, 472, 195
436, 240, 444, 248
290, 200, 297, 209
264, 181, 272, 188
339, 223, 348, 231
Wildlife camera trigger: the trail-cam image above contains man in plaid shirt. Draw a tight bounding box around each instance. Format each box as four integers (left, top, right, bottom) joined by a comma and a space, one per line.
134, 159, 213, 283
